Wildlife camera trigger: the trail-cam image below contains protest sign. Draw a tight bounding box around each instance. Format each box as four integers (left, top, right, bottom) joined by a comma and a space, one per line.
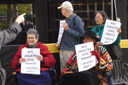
101, 19, 121, 45
75, 42, 97, 72
57, 20, 66, 44
21, 48, 40, 75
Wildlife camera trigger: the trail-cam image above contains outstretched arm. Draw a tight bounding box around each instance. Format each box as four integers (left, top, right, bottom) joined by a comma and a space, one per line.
0, 13, 25, 46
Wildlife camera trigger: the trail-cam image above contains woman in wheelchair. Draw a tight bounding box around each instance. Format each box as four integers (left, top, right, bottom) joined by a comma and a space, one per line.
60, 31, 113, 85
11, 29, 56, 85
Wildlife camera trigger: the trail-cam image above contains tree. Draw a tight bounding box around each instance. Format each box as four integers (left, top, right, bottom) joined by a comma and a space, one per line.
0, 5, 7, 15
18, 4, 32, 14
0, 4, 32, 29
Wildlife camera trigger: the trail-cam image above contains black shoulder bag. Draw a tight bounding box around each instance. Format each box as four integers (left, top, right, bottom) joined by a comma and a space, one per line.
107, 45, 123, 60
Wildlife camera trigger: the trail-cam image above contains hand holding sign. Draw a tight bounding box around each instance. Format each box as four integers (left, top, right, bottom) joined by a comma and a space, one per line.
37, 54, 43, 61
63, 23, 69, 31
90, 51, 100, 60
117, 27, 121, 34
19, 58, 26, 64
56, 44, 60, 48
96, 42, 103, 46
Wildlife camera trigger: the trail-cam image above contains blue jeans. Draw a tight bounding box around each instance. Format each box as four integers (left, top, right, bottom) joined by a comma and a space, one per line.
108, 70, 113, 85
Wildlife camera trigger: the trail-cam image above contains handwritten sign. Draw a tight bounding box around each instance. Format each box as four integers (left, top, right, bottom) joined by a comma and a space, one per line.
21, 48, 40, 75
57, 20, 66, 44
101, 19, 121, 45
75, 42, 96, 72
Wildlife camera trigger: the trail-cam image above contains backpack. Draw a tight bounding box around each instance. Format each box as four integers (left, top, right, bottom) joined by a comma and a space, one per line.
72, 15, 85, 43
73, 15, 85, 29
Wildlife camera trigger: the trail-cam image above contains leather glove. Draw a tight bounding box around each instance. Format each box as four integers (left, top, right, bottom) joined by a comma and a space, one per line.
90, 50, 100, 60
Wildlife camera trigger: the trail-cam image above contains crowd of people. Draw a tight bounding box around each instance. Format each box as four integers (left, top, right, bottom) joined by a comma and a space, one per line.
0, 1, 122, 85
56, 1, 121, 85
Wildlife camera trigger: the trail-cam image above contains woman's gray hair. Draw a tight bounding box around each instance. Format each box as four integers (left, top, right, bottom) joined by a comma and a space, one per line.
27, 29, 39, 39
93, 11, 109, 25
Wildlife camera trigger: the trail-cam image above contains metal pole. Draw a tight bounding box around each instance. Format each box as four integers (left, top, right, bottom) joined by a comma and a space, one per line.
95, 0, 97, 12
102, 0, 105, 11
114, 0, 117, 19
111, 0, 113, 20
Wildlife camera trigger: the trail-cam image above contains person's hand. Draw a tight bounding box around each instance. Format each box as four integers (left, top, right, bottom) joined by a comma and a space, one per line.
96, 42, 103, 46
63, 23, 69, 31
56, 44, 60, 48
37, 54, 43, 61
15, 13, 26, 24
90, 50, 100, 60
117, 27, 121, 35
19, 58, 26, 64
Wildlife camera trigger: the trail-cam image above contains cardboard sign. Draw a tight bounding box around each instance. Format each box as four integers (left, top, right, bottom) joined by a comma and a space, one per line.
101, 19, 121, 45
21, 48, 40, 75
75, 42, 96, 72
57, 20, 66, 44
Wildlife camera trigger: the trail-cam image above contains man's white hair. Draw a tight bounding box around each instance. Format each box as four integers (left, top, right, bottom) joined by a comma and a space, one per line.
65, 6, 73, 12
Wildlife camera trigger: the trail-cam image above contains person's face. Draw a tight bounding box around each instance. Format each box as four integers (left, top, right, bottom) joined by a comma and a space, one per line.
95, 13, 104, 26
83, 36, 95, 43
61, 8, 67, 17
27, 34, 38, 46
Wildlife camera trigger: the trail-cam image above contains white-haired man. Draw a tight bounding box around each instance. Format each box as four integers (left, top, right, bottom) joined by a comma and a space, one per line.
57, 1, 85, 72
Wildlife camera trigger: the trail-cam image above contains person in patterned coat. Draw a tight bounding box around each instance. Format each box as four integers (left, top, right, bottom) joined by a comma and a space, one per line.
60, 30, 113, 85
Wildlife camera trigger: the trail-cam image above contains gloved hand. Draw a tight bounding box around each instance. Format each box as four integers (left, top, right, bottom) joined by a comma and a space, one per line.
90, 50, 100, 60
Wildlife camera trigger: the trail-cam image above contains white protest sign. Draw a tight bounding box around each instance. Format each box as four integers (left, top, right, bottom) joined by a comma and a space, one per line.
21, 48, 40, 75
57, 20, 66, 44
75, 42, 96, 72
101, 19, 121, 45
